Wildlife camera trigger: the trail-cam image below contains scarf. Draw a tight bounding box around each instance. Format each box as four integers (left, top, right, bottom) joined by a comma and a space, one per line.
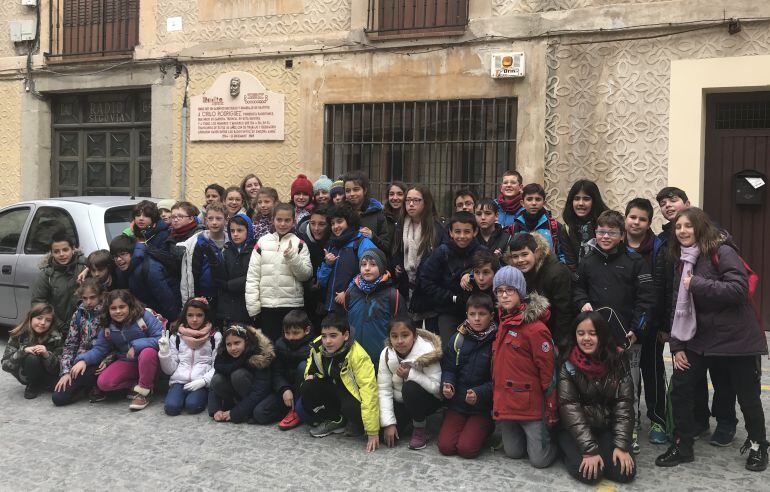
671, 245, 700, 342
178, 322, 213, 350
328, 227, 359, 249
253, 215, 274, 241
463, 319, 497, 341
497, 192, 523, 215
172, 220, 199, 240
355, 271, 390, 295
403, 217, 423, 285
568, 345, 608, 380
295, 204, 314, 226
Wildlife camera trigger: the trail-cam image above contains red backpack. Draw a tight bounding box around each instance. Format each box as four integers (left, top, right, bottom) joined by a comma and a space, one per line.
712, 252, 761, 322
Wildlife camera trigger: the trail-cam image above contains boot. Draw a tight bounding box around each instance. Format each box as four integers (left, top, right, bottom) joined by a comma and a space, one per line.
742, 439, 769, 472
655, 439, 694, 467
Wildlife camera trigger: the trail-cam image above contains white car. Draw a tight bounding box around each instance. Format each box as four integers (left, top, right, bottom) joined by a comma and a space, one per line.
0, 196, 156, 327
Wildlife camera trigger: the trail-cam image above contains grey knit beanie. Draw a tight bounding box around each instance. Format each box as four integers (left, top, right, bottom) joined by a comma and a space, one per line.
360, 248, 387, 273
493, 266, 527, 299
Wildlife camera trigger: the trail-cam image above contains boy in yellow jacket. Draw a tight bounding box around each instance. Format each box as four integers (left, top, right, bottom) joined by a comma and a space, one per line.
298, 313, 380, 452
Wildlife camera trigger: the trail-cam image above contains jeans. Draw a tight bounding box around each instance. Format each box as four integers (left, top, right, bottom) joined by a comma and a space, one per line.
558, 428, 636, 484
164, 383, 208, 415
391, 381, 443, 432
299, 378, 363, 432
96, 348, 159, 391
437, 409, 493, 459
500, 420, 557, 468
52, 366, 99, 406
19, 355, 56, 389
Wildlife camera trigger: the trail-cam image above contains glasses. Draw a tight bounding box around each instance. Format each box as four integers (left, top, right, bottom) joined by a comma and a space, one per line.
405, 198, 423, 205
494, 287, 518, 297
595, 230, 621, 238
170, 214, 191, 221
112, 253, 130, 260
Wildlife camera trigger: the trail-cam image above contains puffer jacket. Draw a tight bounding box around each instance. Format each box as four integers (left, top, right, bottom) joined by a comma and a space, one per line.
31, 251, 87, 334
212, 213, 256, 324
440, 322, 495, 415
317, 230, 376, 312
558, 355, 635, 455
75, 309, 165, 366
511, 209, 571, 265
377, 329, 442, 427
491, 293, 557, 422
272, 332, 314, 395
477, 224, 513, 257
305, 337, 379, 436
59, 302, 112, 376
159, 329, 221, 386
419, 238, 486, 317
179, 231, 224, 302
245, 231, 312, 316
125, 243, 181, 322
2, 329, 63, 384
669, 241, 768, 357
358, 198, 393, 254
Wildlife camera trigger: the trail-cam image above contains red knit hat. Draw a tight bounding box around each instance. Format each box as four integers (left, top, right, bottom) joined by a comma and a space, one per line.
291, 174, 314, 198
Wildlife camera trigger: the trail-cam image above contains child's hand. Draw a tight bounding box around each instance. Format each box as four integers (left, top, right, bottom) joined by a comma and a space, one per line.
55, 374, 72, 392
324, 249, 337, 265
359, 227, 373, 238
70, 360, 87, 378
158, 329, 170, 355
395, 362, 411, 379
184, 379, 206, 392
683, 272, 693, 290
283, 243, 294, 259
465, 389, 477, 406
494, 248, 502, 257
305, 374, 314, 381
580, 454, 604, 480
581, 303, 593, 312
282, 389, 294, 409
626, 331, 637, 346
126, 347, 136, 360
460, 273, 473, 291
383, 425, 399, 447
394, 265, 403, 277
366, 435, 379, 453
24, 346, 36, 354
442, 382, 455, 399
95, 361, 108, 375
334, 291, 346, 305
213, 410, 226, 422
77, 268, 90, 285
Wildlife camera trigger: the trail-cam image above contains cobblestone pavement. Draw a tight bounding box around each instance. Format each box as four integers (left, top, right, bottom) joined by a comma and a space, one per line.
1, 335, 770, 491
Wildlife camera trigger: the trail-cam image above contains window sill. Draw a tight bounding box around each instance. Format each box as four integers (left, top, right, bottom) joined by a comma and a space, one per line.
365, 27, 467, 41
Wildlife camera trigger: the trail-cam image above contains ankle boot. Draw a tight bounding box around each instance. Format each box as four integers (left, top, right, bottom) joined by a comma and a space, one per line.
655, 439, 694, 467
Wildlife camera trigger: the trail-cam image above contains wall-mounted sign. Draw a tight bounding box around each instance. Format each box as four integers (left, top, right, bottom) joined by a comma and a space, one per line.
190, 71, 285, 141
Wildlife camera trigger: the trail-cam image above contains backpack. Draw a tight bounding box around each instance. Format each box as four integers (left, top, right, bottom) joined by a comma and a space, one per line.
711, 251, 761, 322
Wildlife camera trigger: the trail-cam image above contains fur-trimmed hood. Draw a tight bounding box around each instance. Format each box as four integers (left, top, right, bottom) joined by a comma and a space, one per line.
498, 292, 551, 325
531, 232, 552, 273
384, 328, 442, 367
247, 327, 275, 369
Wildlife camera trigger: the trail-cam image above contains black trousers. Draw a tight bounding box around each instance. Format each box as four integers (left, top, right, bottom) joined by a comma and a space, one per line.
259, 307, 294, 343
52, 366, 98, 406
16, 356, 56, 389
300, 378, 363, 430
392, 381, 443, 432
558, 428, 636, 485
672, 351, 765, 445
639, 331, 667, 425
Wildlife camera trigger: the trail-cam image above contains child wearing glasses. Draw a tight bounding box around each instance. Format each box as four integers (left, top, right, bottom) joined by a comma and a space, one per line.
573, 210, 655, 454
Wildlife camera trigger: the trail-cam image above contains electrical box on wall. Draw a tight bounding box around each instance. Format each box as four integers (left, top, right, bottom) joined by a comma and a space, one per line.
491, 52, 525, 78
10, 20, 36, 42
21, 0, 37, 6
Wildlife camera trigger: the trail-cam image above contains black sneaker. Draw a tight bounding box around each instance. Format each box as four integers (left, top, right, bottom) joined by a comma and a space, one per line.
23, 385, 40, 399
709, 423, 736, 447
741, 439, 769, 472
655, 441, 694, 467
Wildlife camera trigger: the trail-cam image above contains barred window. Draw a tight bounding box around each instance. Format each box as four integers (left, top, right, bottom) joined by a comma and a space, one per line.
323, 98, 517, 215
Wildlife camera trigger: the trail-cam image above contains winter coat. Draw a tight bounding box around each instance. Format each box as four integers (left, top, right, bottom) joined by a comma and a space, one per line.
563, 218, 596, 272
296, 219, 328, 279
377, 330, 442, 427
209, 327, 275, 423
30, 251, 87, 334
523, 233, 576, 345
440, 323, 495, 415
245, 231, 312, 316
573, 240, 654, 346
626, 230, 666, 334
656, 223, 676, 332
491, 294, 556, 421
511, 209, 572, 265
419, 239, 486, 317
179, 231, 224, 302
558, 355, 635, 455
126, 220, 172, 252
317, 231, 376, 312
272, 332, 313, 395
125, 243, 181, 322
75, 309, 164, 366
305, 337, 380, 436
669, 242, 768, 357
477, 224, 513, 257
165, 223, 205, 278
2, 330, 63, 384
390, 219, 447, 313
59, 303, 113, 376
358, 198, 393, 255
344, 274, 407, 367
495, 199, 522, 228
159, 331, 222, 386
212, 213, 256, 324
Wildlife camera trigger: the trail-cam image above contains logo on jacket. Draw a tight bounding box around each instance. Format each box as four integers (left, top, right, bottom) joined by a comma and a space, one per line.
508, 330, 518, 337
541, 341, 551, 353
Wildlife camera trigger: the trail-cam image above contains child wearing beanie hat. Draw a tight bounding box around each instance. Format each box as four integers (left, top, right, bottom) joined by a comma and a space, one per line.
330, 179, 345, 205
313, 175, 333, 205
493, 265, 528, 301
157, 198, 176, 224
290, 174, 315, 225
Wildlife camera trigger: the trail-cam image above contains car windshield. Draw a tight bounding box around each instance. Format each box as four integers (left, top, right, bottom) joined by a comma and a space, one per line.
104, 206, 133, 242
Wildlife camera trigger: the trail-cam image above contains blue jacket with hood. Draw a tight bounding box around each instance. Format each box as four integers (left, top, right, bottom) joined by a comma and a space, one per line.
212, 213, 256, 324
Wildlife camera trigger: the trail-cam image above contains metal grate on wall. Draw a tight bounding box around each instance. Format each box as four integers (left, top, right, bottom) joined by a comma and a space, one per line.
716, 101, 770, 129
323, 98, 517, 215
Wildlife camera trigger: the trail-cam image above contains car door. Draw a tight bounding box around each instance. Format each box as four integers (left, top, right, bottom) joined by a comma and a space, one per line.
0, 205, 32, 324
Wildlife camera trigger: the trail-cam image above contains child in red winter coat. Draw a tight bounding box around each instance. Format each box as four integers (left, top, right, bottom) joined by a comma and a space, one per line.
492, 266, 558, 468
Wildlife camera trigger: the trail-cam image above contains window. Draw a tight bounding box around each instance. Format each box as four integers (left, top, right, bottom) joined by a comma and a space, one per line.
0, 208, 31, 254
366, 0, 469, 37
49, 0, 139, 60
24, 207, 79, 255
324, 98, 518, 214
104, 206, 133, 242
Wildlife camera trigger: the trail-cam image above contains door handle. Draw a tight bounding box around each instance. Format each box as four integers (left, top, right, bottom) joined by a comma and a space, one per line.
1, 265, 11, 274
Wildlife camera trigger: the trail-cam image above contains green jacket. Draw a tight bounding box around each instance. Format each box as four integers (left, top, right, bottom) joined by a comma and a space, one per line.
2, 330, 63, 384
305, 337, 379, 436
30, 251, 87, 334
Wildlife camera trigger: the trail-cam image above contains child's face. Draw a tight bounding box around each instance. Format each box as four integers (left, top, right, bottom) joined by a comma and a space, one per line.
244, 178, 261, 199
474, 206, 497, 232
449, 222, 475, 249
51, 240, 74, 266
205, 189, 221, 205
229, 223, 249, 246
388, 186, 404, 210
330, 217, 348, 237
30, 313, 53, 335
595, 226, 623, 251
293, 192, 311, 208
455, 194, 475, 213
572, 191, 592, 218
315, 189, 330, 204
274, 209, 294, 236
675, 216, 696, 247
523, 194, 545, 215
472, 263, 495, 291
466, 306, 493, 333
205, 211, 226, 233
159, 209, 172, 223
405, 190, 424, 218
225, 334, 246, 358
90, 267, 109, 282
284, 325, 310, 341
81, 288, 101, 310
501, 175, 522, 198
321, 326, 349, 353
308, 213, 328, 240
389, 323, 415, 357
576, 318, 598, 356
625, 207, 651, 237
659, 195, 690, 222
186, 306, 206, 330
226, 192, 243, 214
344, 181, 365, 208
171, 208, 194, 229
495, 285, 521, 311
509, 247, 536, 273
134, 212, 153, 229
113, 252, 131, 271
257, 196, 275, 217
359, 257, 381, 282
332, 193, 344, 205
109, 298, 129, 324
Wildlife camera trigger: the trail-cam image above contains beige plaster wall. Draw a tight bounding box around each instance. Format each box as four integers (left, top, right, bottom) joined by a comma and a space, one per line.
0, 80, 22, 207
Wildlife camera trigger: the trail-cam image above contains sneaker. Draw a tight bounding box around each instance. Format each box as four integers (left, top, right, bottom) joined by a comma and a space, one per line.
631, 431, 641, 455
309, 418, 346, 438
649, 423, 668, 445
693, 423, 710, 441
88, 388, 106, 403
278, 410, 301, 431
409, 427, 428, 450
742, 439, 769, 472
129, 393, 151, 411
23, 385, 40, 400
655, 441, 694, 467
709, 423, 736, 447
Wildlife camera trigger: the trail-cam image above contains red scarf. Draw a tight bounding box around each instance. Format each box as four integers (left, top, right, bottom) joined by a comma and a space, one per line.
497, 192, 523, 215
172, 220, 198, 239
568, 345, 608, 380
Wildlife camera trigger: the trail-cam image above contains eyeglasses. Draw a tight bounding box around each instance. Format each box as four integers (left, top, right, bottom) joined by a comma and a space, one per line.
112, 253, 130, 260
494, 287, 518, 297
405, 198, 423, 205
595, 230, 621, 238
170, 214, 191, 221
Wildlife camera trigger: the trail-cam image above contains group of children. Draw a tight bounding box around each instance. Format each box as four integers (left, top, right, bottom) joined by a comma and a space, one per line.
2, 169, 767, 483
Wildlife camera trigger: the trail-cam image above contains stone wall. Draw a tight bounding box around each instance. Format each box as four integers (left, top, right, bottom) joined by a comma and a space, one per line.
0, 80, 22, 206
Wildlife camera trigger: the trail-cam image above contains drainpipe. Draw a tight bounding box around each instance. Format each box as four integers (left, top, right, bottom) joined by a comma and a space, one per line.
177, 63, 190, 200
